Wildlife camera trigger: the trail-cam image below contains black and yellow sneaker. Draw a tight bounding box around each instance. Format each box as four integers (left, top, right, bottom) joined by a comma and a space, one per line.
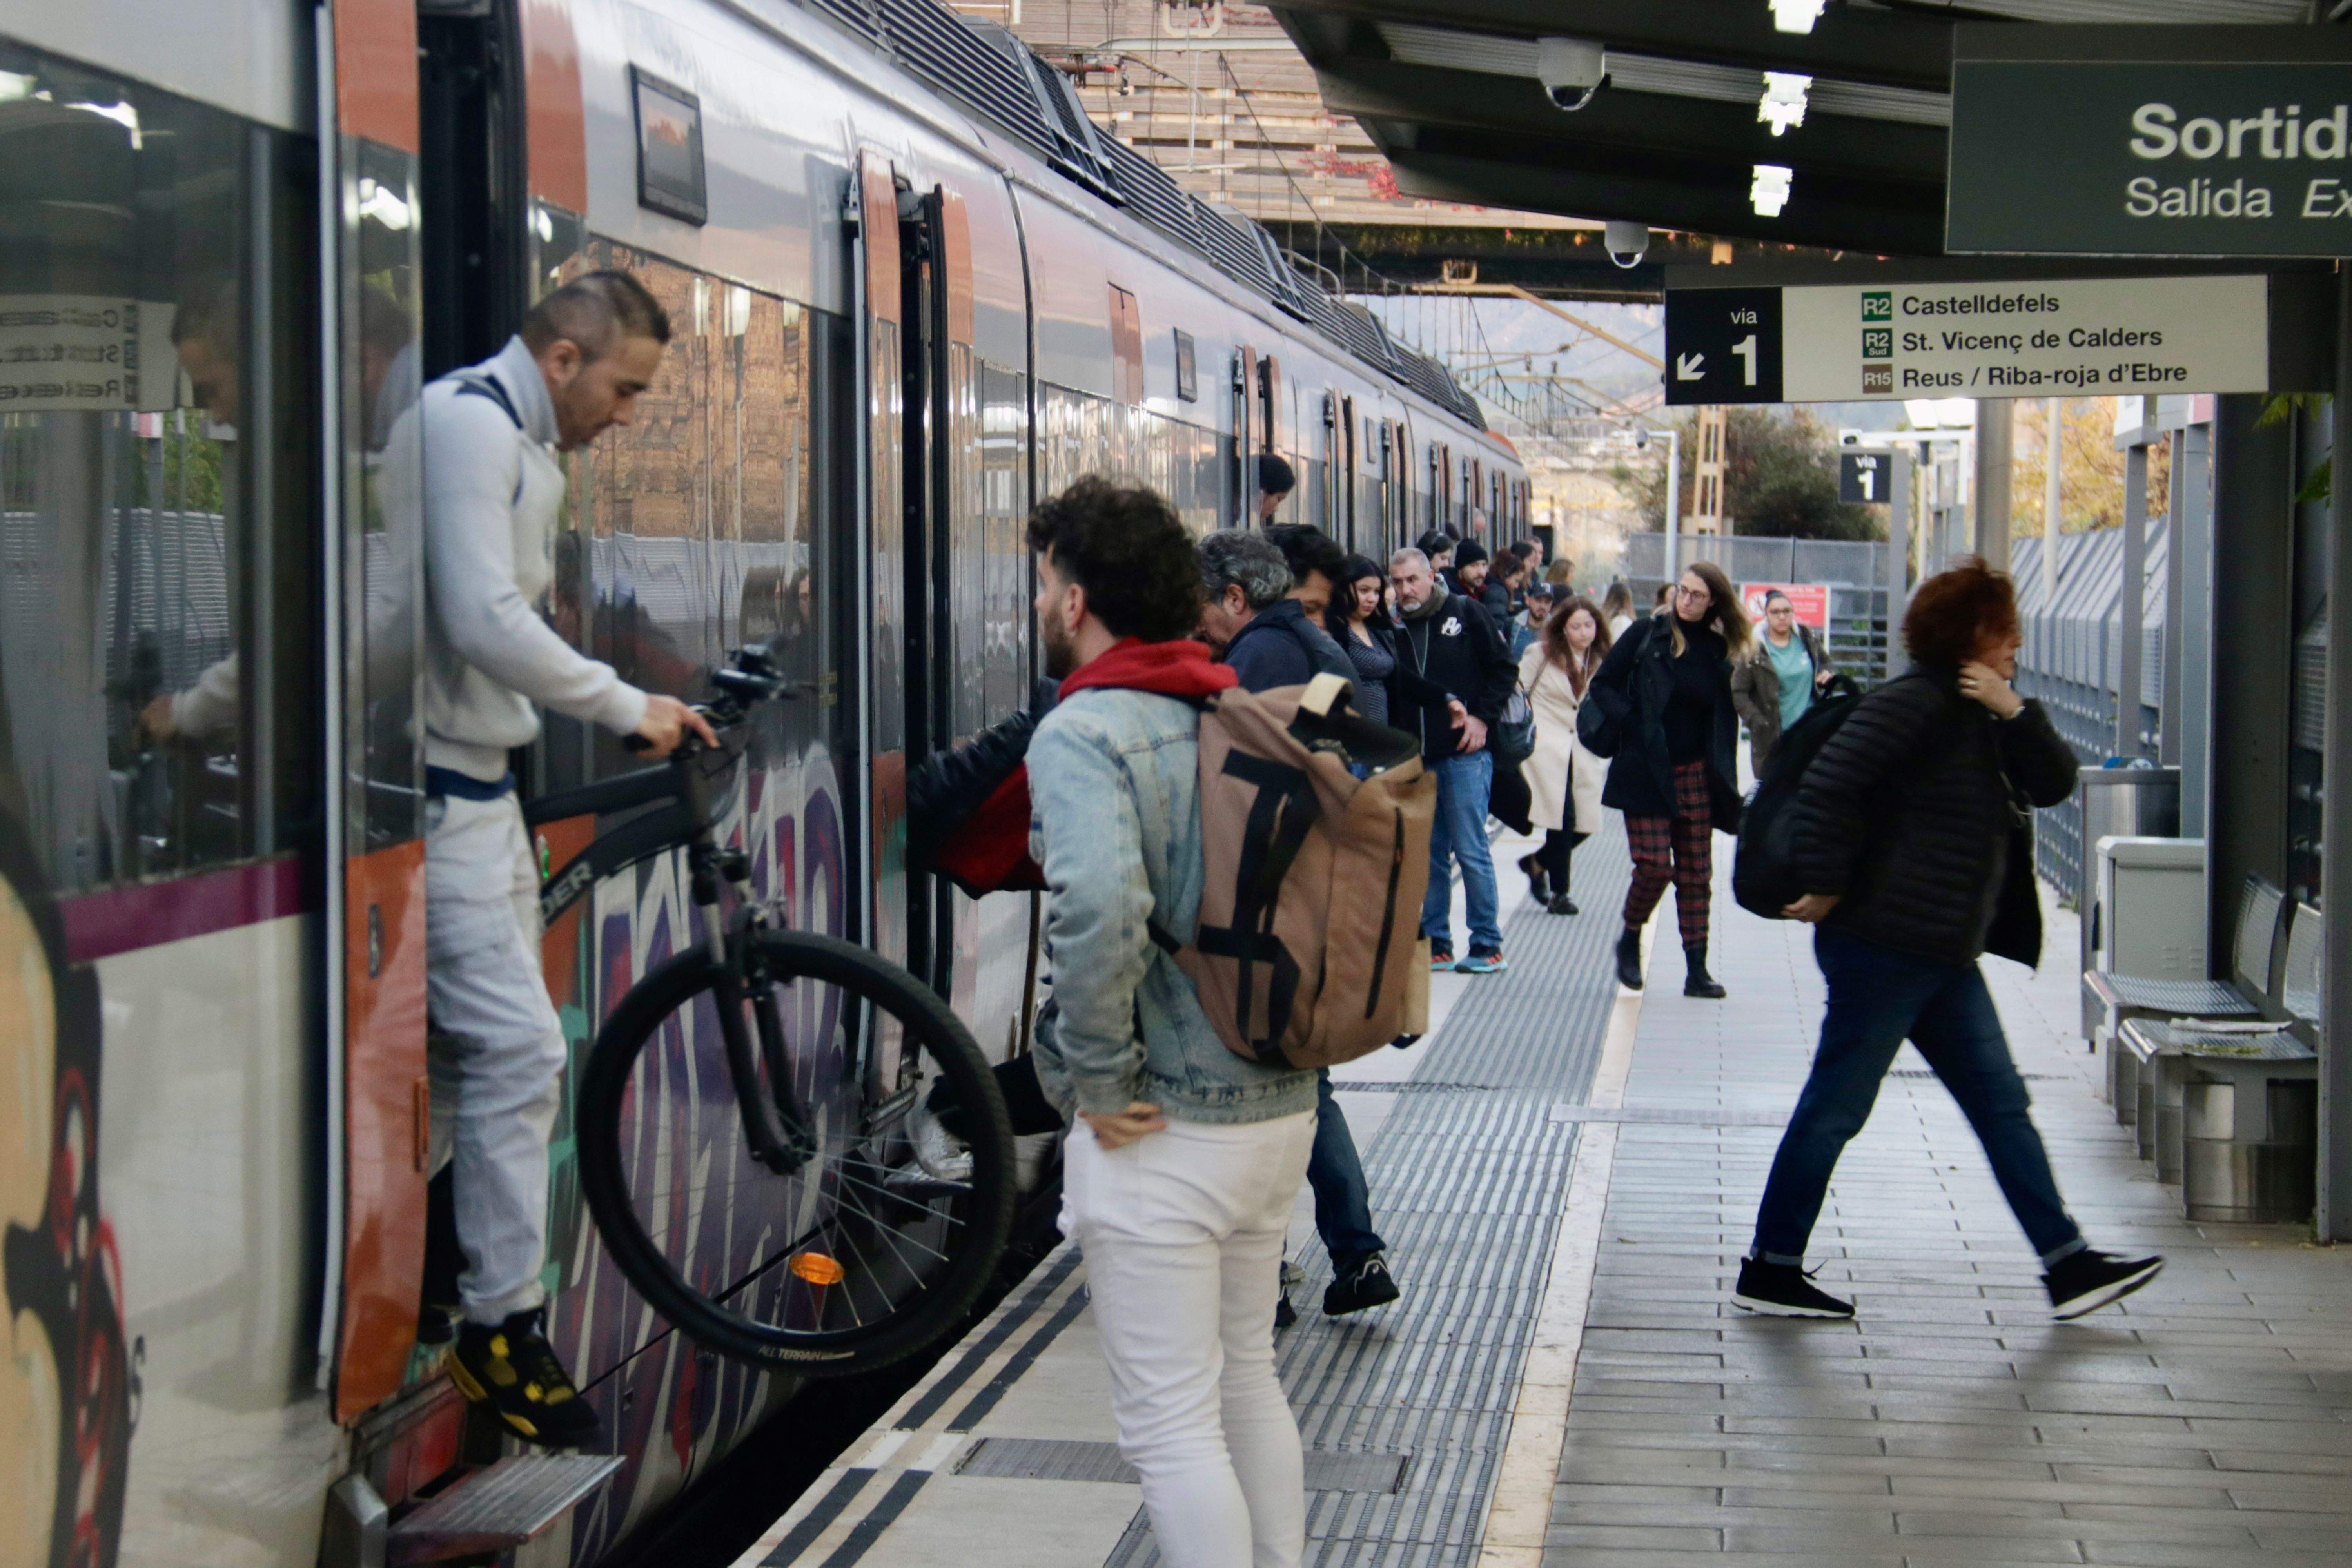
446, 1307, 603, 1448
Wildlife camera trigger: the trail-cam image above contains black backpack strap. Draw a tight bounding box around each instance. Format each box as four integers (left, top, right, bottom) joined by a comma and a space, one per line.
451, 373, 524, 429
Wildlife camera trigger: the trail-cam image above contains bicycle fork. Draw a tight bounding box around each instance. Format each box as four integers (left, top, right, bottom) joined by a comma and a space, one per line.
693, 840, 815, 1176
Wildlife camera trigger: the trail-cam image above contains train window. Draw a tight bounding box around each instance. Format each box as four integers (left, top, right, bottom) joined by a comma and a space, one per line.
1172, 328, 1196, 403
630, 66, 707, 226
0, 42, 319, 897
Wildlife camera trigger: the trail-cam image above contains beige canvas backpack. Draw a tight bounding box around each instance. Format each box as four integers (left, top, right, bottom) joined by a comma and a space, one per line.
1154, 673, 1435, 1071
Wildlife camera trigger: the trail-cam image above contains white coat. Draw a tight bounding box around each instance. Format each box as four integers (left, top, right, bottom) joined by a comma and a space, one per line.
1518, 641, 1607, 835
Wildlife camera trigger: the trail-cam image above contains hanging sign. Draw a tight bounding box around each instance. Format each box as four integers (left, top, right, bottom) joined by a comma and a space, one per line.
1666, 274, 2270, 404
1945, 26, 2352, 256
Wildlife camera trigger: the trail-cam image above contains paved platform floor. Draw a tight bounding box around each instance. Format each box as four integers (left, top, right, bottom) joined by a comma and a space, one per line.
1550, 882, 2352, 1568
731, 822, 2352, 1568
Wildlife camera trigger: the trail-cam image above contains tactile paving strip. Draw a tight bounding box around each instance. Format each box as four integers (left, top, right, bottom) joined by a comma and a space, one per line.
960, 1438, 1408, 1494
1105, 828, 1632, 1568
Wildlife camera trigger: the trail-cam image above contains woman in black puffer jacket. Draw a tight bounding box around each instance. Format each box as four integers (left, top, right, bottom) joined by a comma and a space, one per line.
1582, 560, 1749, 998
1732, 558, 2165, 1325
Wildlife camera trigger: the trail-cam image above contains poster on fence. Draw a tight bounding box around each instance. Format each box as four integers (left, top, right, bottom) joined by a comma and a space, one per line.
1740, 582, 1829, 630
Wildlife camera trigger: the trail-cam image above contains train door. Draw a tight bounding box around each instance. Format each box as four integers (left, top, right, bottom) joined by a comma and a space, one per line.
854, 153, 908, 1009
322, 0, 432, 1425
893, 176, 976, 1001
1233, 345, 1256, 524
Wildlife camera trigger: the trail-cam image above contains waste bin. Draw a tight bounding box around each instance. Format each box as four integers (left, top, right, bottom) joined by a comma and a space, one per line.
2076, 765, 2181, 973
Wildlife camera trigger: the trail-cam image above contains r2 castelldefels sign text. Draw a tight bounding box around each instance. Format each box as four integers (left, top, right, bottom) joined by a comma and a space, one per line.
1662, 276, 2269, 405
1945, 27, 2352, 256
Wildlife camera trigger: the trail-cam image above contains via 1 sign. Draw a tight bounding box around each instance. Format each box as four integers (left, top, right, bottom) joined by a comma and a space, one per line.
1665, 274, 2270, 404
1945, 25, 2352, 256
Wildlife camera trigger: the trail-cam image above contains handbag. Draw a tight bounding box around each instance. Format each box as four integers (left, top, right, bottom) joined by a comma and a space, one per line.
1492, 689, 1537, 765
1491, 664, 1537, 764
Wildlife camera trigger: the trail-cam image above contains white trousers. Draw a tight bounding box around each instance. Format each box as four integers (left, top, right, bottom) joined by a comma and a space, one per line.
1062, 1110, 1316, 1568
425, 791, 569, 1324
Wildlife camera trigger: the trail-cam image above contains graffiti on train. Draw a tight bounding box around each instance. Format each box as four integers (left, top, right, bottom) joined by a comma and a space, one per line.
538, 751, 848, 1559
1, 808, 134, 1568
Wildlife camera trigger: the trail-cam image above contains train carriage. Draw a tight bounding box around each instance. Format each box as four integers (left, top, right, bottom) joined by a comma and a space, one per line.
0, 0, 1521, 1563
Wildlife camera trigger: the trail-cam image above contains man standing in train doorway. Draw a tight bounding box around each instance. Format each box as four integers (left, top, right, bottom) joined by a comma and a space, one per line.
421, 270, 713, 1447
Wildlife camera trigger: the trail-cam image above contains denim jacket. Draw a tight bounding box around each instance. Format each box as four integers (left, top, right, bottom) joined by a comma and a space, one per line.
1027, 686, 1318, 1124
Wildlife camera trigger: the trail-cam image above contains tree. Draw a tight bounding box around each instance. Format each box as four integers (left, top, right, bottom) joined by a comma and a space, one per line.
2008, 399, 2171, 536
1617, 407, 1879, 541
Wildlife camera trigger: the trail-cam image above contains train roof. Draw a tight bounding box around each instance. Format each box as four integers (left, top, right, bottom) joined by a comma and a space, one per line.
800, 0, 1488, 433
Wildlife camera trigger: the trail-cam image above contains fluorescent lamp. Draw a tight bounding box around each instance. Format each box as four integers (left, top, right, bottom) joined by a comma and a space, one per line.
1771, 0, 1826, 33
1751, 163, 1793, 217
1759, 72, 1811, 136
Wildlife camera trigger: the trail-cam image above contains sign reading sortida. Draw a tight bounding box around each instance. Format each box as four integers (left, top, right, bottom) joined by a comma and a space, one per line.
1946, 25, 2352, 257
1663, 275, 2269, 405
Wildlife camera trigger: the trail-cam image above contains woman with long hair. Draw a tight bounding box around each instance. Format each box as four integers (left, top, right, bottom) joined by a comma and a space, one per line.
1515, 595, 1612, 914
1738, 558, 2162, 1321
1599, 580, 1635, 640
1584, 561, 1750, 997
1330, 553, 1396, 728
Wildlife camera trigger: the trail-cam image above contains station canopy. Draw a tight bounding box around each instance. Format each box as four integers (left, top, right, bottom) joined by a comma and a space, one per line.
1263, 0, 2316, 257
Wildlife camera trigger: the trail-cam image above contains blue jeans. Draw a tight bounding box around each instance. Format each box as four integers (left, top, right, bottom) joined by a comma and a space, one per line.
1751, 927, 2085, 1267
1307, 1069, 1384, 1265
1420, 751, 1501, 955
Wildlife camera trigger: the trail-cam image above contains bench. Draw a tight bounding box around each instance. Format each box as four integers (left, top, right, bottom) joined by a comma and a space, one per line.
2117, 902, 2321, 1220
2091, 875, 2281, 1122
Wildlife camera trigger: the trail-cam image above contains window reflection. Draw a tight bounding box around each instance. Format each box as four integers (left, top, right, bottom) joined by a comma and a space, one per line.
0, 43, 317, 894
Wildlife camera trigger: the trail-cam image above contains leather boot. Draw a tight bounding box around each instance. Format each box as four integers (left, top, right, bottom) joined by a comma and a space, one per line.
1684, 942, 1727, 999
1614, 927, 1644, 990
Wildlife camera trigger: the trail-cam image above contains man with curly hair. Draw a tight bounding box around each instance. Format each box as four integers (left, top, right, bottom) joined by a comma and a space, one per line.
1027, 478, 1319, 1568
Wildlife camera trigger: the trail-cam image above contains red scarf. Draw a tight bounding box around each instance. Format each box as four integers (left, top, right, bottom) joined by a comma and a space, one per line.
934, 639, 1233, 896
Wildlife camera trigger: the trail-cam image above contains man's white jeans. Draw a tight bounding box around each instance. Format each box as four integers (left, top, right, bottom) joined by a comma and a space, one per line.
425, 791, 569, 1324
1062, 1109, 1316, 1568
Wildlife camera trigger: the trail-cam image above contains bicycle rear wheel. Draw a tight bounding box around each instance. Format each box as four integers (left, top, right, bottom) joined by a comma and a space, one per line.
577, 928, 1016, 1373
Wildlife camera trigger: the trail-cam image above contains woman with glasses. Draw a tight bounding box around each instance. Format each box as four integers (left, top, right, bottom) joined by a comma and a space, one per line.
1583, 563, 1751, 997
1730, 589, 1833, 776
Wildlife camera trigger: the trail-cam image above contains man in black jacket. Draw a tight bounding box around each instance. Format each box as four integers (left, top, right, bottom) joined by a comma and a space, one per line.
1389, 546, 1516, 973
1735, 558, 2163, 1323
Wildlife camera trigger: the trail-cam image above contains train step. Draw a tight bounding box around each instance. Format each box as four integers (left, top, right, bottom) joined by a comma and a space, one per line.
386, 1454, 624, 1567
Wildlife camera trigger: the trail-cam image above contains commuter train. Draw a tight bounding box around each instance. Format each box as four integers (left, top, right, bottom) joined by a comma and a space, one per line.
0, 0, 1524, 1563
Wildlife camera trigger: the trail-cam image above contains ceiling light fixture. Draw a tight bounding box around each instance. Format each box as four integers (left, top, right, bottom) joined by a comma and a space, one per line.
1758, 72, 1811, 136
1771, 0, 1826, 33
1751, 163, 1793, 217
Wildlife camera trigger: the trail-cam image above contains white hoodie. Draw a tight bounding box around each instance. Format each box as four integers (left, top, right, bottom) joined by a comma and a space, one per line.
418, 336, 648, 781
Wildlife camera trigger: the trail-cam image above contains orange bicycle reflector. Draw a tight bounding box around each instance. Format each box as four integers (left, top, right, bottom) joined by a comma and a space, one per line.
789, 1252, 846, 1287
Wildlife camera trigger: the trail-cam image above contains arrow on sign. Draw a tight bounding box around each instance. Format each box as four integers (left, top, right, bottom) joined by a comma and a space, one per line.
1675, 352, 1705, 381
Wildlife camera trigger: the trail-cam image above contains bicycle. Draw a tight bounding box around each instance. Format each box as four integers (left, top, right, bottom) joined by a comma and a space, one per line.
525, 646, 1016, 1374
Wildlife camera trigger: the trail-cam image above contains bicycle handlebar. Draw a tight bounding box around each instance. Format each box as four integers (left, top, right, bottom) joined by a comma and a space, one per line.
621, 646, 799, 755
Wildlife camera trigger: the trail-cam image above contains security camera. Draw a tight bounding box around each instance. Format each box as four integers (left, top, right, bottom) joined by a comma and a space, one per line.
1603, 220, 1649, 269
1536, 37, 1606, 112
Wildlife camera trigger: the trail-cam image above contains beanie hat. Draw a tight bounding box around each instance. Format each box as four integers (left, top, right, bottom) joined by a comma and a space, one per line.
1452, 539, 1489, 568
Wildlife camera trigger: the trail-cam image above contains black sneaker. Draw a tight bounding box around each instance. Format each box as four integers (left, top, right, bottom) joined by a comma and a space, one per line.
1731, 1256, 1854, 1319
2045, 1249, 2163, 1320
416, 1302, 460, 1350
1325, 1254, 1401, 1317
1274, 1292, 1298, 1333
447, 1307, 603, 1448
1546, 893, 1577, 916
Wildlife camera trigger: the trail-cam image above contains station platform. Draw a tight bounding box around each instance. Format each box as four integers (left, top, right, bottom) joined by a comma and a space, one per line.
731, 823, 2352, 1568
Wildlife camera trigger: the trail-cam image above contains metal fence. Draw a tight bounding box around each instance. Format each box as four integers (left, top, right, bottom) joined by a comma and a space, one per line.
2011, 527, 2169, 899
1619, 527, 2172, 904
1620, 534, 1893, 672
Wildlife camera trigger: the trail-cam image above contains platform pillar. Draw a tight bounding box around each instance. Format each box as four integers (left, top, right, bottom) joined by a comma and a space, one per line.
2322, 263, 2352, 1242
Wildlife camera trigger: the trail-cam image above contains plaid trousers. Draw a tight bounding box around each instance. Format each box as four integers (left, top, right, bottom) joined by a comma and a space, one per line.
1622, 759, 1714, 947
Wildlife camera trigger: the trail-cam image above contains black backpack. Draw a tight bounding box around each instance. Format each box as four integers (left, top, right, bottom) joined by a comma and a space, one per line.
1731, 673, 1865, 920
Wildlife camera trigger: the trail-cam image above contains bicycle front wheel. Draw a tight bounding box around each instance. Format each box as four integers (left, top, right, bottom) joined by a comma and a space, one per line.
577, 928, 1016, 1374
